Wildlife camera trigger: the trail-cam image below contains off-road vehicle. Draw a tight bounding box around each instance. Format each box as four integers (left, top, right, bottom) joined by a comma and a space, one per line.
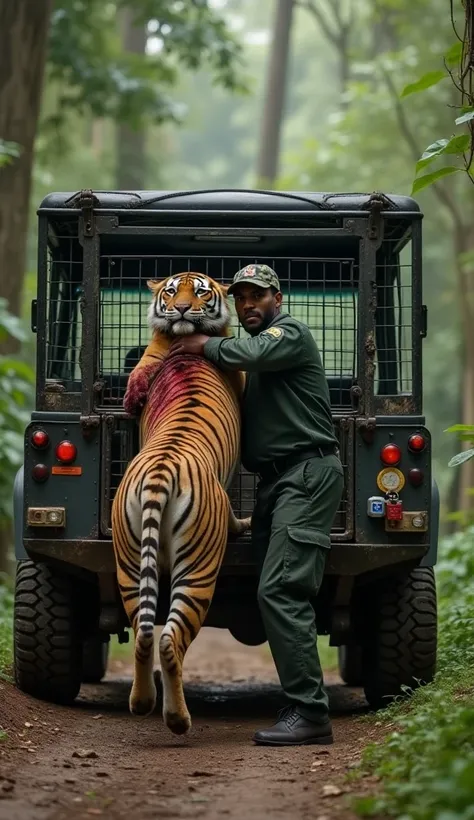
13, 188, 438, 708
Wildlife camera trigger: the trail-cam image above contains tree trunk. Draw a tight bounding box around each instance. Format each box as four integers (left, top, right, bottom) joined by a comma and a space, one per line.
0, 0, 52, 577
0, 0, 52, 352
116, 9, 147, 190
255, 0, 294, 188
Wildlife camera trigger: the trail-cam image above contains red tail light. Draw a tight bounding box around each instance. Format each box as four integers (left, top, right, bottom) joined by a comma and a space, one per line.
381, 443, 402, 466
408, 468, 424, 487
55, 440, 77, 464
32, 464, 49, 483
408, 434, 426, 453
31, 430, 49, 449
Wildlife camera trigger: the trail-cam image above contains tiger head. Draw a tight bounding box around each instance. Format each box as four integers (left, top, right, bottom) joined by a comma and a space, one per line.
147, 273, 230, 337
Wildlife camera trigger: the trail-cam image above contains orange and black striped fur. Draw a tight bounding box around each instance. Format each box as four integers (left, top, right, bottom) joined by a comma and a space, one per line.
111, 272, 249, 735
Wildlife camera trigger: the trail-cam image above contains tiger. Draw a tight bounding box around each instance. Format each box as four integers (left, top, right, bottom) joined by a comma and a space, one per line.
111, 271, 250, 736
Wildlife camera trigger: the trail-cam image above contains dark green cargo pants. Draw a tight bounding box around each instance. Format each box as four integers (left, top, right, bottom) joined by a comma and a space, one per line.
252, 454, 344, 723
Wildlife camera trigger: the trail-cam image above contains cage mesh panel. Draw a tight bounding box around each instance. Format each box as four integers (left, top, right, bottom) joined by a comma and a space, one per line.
98, 255, 358, 407
374, 239, 413, 396
46, 235, 83, 385
97, 255, 356, 537
103, 419, 348, 534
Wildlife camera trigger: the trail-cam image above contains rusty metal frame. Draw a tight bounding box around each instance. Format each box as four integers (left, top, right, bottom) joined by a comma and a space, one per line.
35, 214, 49, 409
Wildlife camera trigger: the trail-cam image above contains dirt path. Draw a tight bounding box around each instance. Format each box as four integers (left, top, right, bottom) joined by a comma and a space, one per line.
0, 629, 384, 820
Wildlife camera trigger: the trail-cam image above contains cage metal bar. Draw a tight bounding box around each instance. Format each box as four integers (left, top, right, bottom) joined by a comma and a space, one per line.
411, 220, 423, 413
80, 222, 100, 417
36, 215, 49, 408
356, 233, 378, 416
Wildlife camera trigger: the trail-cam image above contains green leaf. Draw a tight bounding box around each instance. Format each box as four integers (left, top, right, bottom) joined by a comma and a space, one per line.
456, 109, 474, 125
416, 135, 470, 174
411, 166, 461, 195
445, 42, 462, 67
444, 424, 474, 434
448, 448, 474, 468
0, 312, 27, 343
400, 70, 446, 99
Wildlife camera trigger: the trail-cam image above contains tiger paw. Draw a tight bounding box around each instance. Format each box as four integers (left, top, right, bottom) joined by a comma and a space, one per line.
123, 371, 149, 416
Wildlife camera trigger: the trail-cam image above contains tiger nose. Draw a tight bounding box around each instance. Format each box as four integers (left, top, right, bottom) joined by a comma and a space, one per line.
175, 302, 191, 315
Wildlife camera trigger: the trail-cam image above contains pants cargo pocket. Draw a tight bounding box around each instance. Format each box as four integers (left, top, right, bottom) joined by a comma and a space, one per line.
281, 526, 331, 596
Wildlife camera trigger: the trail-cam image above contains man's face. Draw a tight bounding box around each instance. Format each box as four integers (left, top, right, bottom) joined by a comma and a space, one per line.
232, 284, 283, 336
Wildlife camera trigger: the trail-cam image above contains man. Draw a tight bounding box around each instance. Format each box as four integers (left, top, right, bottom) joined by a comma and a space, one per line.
168, 264, 343, 746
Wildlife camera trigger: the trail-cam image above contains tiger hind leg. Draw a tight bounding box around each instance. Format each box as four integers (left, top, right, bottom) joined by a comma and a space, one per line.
160, 524, 227, 733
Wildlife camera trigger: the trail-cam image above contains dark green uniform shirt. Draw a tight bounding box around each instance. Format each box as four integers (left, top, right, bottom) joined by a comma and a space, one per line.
203, 312, 337, 474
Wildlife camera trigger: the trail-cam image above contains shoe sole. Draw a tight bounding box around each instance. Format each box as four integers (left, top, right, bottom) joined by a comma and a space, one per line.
253, 735, 334, 747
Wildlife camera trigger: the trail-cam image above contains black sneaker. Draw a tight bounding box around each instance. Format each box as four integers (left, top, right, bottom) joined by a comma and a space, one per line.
253, 706, 333, 746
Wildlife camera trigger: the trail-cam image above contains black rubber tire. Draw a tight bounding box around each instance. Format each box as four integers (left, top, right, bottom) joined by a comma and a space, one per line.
362, 567, 437, 710
82, 637, 109, 683
14, 560, 82, 705
338, 644, 363, 686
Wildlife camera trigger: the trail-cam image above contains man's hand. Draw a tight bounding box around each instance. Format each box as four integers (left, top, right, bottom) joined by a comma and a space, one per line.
168, 334, 210, 358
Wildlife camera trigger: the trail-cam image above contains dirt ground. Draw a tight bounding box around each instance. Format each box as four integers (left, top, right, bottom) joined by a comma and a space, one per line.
0, 628, 387, 820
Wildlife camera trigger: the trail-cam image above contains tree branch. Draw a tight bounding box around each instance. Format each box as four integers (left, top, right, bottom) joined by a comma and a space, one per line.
381, 66, 464, 226
294, 0, 338, 46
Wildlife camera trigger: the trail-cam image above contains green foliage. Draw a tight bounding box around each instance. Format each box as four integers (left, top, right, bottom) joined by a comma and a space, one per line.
0, 301, 34, 524
400, 70, 447, 98
46, 0, 244, 135
353, 527, 474, 820
0, 140, 21, 169
411, 165, 461, 195
445, 424, 474, 468
405, 38, 474, 194
0, 580, 13, 674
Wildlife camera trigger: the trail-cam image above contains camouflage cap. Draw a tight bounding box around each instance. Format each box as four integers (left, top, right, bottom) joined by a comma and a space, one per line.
227, 264, 280, 295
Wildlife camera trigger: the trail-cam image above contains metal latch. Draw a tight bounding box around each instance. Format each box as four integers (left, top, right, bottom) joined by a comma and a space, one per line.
71, 188, 99, 237
367, 192, 392, 241
80, 414, 100, 438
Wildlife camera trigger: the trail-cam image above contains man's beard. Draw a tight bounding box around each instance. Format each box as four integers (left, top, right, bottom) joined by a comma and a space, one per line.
245, 308, 276, 337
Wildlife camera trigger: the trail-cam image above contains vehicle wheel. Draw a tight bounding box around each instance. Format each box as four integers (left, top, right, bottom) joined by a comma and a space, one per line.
338, 644, 363, 686
362, 567, 437, 710
14, 560, 82, 705
82, 636, 109, 683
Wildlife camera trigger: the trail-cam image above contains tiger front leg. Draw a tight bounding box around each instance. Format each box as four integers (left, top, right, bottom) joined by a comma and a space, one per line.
124, 363, 160, 417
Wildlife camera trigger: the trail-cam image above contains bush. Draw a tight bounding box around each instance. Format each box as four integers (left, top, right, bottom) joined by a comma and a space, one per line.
0, 580, 13, 674
354, 528, 474, 820
0, 298, 34, 525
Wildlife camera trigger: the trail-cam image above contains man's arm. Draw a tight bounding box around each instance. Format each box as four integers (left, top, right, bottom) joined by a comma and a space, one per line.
204, 322, 305, 372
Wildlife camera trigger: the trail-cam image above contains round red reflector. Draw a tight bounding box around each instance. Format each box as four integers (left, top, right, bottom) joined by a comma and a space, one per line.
31, 430, 49, 449
408, 434, 426, 453
408, 468, 424, 487
32, 464, 49, 483
55, 440, 77, 464
381, 443, 402, 466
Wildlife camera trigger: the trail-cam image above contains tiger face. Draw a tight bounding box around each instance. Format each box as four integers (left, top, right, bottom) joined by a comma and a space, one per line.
147, 273, 230, 336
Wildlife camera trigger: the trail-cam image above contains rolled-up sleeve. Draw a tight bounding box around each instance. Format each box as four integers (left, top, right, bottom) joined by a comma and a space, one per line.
203, 323, 304, 372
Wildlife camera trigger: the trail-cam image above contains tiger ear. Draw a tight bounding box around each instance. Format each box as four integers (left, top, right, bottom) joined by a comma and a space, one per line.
147, 279, 163, 293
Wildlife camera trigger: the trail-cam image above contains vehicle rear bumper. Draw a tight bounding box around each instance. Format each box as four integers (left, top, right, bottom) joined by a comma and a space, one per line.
23, 537, 428, 576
